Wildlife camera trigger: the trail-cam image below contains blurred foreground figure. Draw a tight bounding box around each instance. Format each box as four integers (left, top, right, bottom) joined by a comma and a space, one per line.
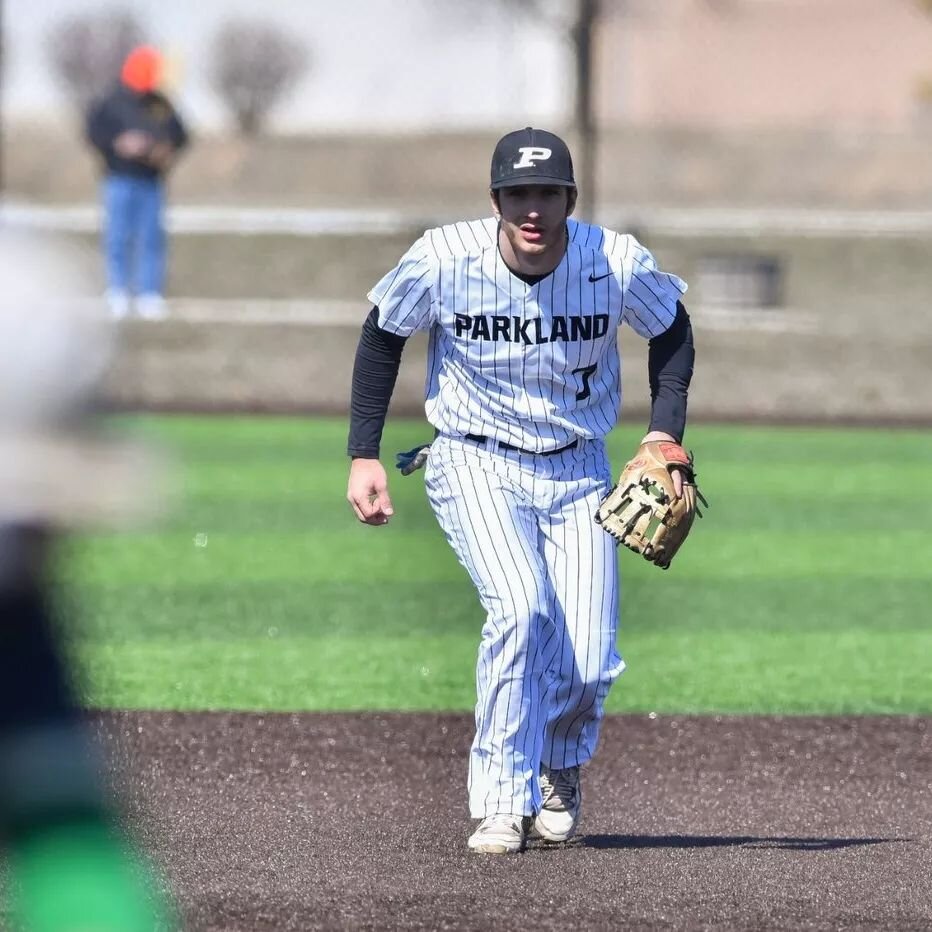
0, 229, 173, 930
86, 45, 189, 321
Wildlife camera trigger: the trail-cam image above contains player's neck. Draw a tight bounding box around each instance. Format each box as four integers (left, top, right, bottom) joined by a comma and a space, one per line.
497, 224, 568, 278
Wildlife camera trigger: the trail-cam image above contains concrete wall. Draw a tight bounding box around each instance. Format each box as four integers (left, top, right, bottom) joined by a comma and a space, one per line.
101, 313, 931, 425
11, 126, 932, 211
100, 226, 932, 424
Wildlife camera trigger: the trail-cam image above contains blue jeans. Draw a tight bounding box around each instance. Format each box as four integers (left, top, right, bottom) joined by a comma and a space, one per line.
101, 174, 166, 296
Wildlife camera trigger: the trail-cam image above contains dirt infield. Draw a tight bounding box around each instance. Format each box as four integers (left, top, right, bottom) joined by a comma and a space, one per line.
95, 712, 931, 931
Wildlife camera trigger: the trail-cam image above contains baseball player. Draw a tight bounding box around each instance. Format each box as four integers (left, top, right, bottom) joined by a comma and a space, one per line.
346, 127, 695, 854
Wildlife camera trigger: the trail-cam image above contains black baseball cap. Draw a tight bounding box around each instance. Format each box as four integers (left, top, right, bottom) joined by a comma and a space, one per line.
490, 127, 576, 190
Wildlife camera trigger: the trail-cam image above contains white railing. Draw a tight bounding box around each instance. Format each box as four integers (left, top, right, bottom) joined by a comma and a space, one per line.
4, 202, 932, 238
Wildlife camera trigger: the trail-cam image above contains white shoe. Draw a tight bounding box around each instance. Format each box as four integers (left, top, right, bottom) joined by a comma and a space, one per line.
530, 765, 581, 843
467, 814, 532, 854
105, 290, 131, 320
135, 293, 168, 320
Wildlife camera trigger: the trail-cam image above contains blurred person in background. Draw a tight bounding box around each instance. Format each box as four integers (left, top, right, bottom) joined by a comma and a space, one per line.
86, 45, 189, 321
0, 228, 173, 930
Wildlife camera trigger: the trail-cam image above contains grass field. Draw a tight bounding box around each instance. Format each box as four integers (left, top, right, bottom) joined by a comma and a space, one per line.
57, 416, 932, 715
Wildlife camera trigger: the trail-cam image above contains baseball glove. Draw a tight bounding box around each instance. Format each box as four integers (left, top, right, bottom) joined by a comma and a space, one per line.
595, 440, 707, 569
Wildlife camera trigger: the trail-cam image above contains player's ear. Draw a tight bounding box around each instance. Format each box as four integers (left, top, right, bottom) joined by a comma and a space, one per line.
490, 189, 501, 219
566, 187, 577, 217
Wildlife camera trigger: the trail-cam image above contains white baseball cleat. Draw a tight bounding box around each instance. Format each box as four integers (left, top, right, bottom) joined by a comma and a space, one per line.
530, 765, 581, 843
467, 814, 532, 854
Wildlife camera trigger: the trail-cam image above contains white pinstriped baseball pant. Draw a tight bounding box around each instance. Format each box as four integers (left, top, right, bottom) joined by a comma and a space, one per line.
424, 434, 624, 819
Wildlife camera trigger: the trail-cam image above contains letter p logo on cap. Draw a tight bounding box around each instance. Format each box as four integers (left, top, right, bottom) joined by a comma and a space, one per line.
513, 147, 552, 170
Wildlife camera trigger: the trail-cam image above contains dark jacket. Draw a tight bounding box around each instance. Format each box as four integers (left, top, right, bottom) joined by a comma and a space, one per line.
86, 84, 189, 179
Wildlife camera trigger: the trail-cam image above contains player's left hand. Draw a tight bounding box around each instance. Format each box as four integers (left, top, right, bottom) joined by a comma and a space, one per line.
347, 458, 395, 526
595, 431, 707, 569
640, 431, 685, 497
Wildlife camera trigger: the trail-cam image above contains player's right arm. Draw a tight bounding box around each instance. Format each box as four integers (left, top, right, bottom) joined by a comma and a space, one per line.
346, 235, 436, 525
346, 234, 436, 524
346, 308, 407, 525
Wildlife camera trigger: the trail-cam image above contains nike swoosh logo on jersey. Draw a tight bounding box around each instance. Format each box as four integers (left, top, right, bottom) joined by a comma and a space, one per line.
588, 271, 613, 282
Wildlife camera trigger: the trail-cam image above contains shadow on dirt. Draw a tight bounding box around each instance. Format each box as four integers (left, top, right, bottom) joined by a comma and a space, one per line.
579, 834, 909, 851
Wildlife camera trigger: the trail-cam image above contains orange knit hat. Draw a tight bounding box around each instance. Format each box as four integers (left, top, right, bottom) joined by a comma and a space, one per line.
121, 46, 163, 93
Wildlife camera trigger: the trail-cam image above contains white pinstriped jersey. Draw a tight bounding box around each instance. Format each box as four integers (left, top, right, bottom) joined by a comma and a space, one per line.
368, 217, 687, 453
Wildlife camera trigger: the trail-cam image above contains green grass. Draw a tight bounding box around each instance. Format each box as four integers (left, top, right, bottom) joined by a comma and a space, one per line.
57, 416, 932, 714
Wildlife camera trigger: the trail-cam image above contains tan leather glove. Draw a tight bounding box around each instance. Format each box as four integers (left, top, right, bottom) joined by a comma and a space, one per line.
595, 440, 707, 569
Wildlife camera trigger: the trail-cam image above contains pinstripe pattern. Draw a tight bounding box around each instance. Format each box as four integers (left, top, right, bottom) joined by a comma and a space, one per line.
424, 435, 621, 818
368, 217, 687, 453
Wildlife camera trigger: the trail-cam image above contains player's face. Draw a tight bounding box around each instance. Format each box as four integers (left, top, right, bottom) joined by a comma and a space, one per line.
493, 184, 576, 272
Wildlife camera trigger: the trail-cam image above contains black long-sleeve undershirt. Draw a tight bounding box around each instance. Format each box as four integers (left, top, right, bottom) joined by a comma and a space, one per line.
347, 302, 694, 457
647, 301, 694, 442
347, 308, 408, 458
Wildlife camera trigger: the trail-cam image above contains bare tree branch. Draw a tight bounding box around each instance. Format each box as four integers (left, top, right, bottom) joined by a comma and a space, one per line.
208, 20, 310, 137
45, 7, 145, 112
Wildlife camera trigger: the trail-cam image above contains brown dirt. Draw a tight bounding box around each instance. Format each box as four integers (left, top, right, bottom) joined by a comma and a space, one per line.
92, 712, 931, 931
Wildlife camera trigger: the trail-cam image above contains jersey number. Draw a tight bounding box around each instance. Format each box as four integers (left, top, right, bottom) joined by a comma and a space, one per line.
573, 364, 598, 401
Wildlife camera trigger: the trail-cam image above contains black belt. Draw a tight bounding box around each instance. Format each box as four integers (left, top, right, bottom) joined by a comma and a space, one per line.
464, 434, 578, 456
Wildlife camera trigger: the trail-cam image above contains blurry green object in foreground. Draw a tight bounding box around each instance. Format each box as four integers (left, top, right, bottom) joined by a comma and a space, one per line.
5, 821, 172, 932
62, 416, 932, 714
